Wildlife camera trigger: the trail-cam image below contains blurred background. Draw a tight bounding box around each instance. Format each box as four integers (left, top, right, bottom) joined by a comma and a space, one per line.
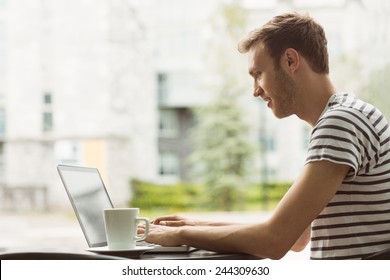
1, 0, 390, 259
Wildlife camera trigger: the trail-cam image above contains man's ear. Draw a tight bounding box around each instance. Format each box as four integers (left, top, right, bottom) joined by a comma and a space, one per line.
284, 48, 300, 73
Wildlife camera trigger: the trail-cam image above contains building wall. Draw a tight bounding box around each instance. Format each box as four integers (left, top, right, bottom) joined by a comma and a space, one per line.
1, 0, 157, 209
158, 108, 193, 182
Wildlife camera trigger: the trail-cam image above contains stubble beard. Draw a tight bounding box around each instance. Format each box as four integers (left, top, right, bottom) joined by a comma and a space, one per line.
272, 68, 297, 119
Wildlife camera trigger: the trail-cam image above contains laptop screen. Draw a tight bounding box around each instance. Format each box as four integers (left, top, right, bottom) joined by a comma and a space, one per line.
57, 165, 114, 247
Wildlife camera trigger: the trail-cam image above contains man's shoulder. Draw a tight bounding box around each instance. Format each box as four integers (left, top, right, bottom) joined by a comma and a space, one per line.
324, 93, 382, 124
317, 95, 388, 144
328, 93, 366, 111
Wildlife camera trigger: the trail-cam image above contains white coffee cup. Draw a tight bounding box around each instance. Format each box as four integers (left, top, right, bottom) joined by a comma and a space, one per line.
103, 208, 149, 250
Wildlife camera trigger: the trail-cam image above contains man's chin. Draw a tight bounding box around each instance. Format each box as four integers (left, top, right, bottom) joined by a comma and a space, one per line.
272, 110, 292, 119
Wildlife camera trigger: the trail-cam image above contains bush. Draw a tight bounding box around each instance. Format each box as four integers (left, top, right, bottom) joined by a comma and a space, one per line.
267, 182, 291, 200
129, 179, 208, 212
244, 182, 291, 208
129, 179, 292, 212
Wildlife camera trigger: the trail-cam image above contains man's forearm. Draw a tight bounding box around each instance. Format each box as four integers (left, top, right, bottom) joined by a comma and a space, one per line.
177, 223, 286, 259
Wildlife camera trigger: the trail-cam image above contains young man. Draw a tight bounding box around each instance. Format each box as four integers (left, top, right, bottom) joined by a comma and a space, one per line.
144, 12, 390, 259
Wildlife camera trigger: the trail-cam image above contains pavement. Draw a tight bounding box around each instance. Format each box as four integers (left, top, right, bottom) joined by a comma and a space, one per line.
0, 210, 310, 260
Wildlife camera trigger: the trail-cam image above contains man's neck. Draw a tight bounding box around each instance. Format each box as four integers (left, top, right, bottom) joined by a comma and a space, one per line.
295, 75, 337, 126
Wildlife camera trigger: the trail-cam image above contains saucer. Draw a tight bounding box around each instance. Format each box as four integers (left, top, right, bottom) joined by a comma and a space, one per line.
87, 245, 155, 258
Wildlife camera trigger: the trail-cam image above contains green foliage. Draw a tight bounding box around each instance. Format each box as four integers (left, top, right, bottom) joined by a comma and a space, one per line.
130, 179, 208, 212
190, 92, 254, 211
220, 0, 247, 39
264, 182, 291, 200
129, 179, 292, 213
245, 182, 290, 202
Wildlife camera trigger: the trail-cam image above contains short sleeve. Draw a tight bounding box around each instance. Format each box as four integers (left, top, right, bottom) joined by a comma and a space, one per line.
306, 109, 379, 181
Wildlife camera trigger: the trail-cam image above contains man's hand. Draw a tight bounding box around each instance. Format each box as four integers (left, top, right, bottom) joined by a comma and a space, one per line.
152, 214, 238, 227
139, 224, 185, 247
152, 215, 197, 227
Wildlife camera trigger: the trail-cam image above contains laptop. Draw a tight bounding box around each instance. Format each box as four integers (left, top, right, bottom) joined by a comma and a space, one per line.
57, 164, 191, 256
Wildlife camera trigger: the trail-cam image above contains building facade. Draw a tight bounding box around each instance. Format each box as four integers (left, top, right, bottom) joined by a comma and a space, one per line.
0, 0, 157, 209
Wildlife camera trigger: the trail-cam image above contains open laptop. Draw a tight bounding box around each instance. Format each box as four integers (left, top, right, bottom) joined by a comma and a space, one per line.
57, 164, 191, 255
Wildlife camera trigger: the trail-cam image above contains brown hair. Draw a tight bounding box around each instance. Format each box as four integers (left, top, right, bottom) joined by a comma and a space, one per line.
238, 12, 329, 74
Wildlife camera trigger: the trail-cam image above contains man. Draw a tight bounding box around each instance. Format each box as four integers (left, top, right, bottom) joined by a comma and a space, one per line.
144, 12, 390, 259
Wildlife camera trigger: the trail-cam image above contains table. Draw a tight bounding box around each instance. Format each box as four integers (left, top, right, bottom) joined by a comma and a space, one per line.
0, 249, 261, 260
142, 249, 261, 260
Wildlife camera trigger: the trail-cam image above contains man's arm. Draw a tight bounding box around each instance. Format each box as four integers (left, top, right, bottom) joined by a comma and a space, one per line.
145, 160, 349, 259
290, 226, 311, 252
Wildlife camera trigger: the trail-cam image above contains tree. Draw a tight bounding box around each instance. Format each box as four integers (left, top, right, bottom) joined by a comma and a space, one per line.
191, 91, 254, 210
189, 0, 254, 211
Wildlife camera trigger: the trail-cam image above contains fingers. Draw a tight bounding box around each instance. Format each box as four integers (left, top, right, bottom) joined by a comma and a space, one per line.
152, 215, 184, 225
137, 226, 146, 236
157, 220, 187, 227
138, 224, 155, 233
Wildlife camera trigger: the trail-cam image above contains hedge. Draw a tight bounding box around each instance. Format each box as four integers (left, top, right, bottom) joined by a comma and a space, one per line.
129, 179, 292, 212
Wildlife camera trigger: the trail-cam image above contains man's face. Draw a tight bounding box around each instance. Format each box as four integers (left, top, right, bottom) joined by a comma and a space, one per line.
248, 44, 297, 119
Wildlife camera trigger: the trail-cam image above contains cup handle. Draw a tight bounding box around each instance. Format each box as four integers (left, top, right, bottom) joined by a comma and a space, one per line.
135, 217, 149, 241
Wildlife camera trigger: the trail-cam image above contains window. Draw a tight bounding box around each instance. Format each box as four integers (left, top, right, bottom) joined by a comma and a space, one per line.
43, 112, 53, 132
42, 92, 53, 132
159, 152, 180, 177
259, 133, 276, 152
266, 136, 276, 151
43, 92, 52, 104
159, 109, 179, 138
157, 72, 168, 103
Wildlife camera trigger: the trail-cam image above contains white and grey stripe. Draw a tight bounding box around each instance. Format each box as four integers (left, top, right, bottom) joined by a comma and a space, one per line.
306, 93, 390, 259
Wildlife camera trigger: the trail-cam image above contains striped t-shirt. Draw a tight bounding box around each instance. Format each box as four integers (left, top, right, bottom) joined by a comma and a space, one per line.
306, 93, 390, 259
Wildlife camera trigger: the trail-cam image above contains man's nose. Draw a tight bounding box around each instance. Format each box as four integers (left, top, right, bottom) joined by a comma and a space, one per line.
254, 86, 264, 97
